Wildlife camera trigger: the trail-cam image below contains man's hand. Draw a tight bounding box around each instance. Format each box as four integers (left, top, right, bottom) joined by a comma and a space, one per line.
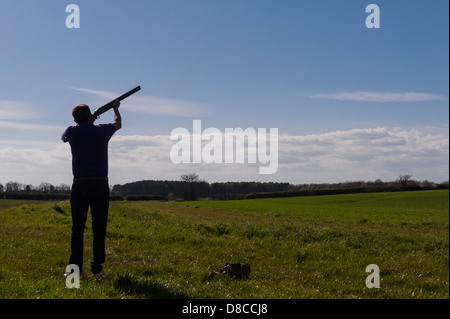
113, 98, 120, 111
113, 99, 122, 132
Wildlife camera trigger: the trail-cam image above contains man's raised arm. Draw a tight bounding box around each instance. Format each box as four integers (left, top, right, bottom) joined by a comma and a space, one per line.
113, 99, 122, 132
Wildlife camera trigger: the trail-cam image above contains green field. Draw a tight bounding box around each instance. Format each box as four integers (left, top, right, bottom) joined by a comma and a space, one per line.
0, 190, 448, 299
176, 190, 449, 223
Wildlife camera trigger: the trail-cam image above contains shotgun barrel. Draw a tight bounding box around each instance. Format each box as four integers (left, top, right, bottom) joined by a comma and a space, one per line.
92, 86, 141, 118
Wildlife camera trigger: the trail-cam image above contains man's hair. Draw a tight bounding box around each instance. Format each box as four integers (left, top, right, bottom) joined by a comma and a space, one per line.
72, 104, 92, 124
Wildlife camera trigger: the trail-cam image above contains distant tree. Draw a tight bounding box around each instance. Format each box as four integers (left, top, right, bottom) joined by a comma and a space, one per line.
180, 173, 206, 200
397, 174, 412, 182
38, 182, 54, 193
374, 179, 383, 185
420, 180, 434, 188
396, 174, 413, 190
55, 184, 71, 194
6, 181, 21, 192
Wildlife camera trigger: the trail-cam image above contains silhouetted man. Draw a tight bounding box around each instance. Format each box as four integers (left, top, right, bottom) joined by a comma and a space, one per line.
61, 99, 121, 278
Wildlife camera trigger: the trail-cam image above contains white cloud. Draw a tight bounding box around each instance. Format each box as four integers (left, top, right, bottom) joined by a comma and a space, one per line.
0, 141, 72, 185
1, 127, 448, 186
309, 91, 445, 102
107, 127, 449, 184
276, 127, 449, 183
68, 86, 210, 117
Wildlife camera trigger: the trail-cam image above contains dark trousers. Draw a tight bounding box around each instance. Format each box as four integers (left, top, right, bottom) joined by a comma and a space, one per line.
69, 179, 109, 274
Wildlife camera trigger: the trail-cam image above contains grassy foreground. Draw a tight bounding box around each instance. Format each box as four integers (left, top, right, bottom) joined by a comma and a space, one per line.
0, 190, 448, 299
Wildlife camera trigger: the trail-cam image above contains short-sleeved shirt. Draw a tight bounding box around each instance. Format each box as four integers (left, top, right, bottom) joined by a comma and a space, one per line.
61, 122, 116, 178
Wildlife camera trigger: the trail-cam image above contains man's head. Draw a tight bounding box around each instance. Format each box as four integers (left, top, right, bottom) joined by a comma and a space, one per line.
72, 104, 93, 124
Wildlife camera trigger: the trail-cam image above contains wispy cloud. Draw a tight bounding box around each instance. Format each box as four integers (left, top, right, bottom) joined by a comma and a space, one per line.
0, 100, 63, 133
0, 120, 64, 132
308, 91, 445, 102
0, 100, 39, 120
68, 86, 210, 117
66, 87, 115, 100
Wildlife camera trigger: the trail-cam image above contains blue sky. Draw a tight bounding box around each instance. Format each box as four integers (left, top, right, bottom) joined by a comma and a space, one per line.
0, 0, 448, 186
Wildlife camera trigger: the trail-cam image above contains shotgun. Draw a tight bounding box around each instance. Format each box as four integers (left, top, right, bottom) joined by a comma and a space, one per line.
92, 86, 141, 118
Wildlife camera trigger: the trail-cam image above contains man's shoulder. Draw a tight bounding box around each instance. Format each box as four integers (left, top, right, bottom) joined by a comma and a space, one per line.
95, 123, 116, 137
67, 123, 90, 131
95, 123, 115, 132
64, 125, 77, 131
62, 123, 92, 138
96, 123, 115, 129
61, 125, 76, 142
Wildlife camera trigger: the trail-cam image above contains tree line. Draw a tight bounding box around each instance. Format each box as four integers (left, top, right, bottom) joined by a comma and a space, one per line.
1, 174, 448, 201
0, 182, 70, 194
110, 175, 293, 200
110, 174, 449, 200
